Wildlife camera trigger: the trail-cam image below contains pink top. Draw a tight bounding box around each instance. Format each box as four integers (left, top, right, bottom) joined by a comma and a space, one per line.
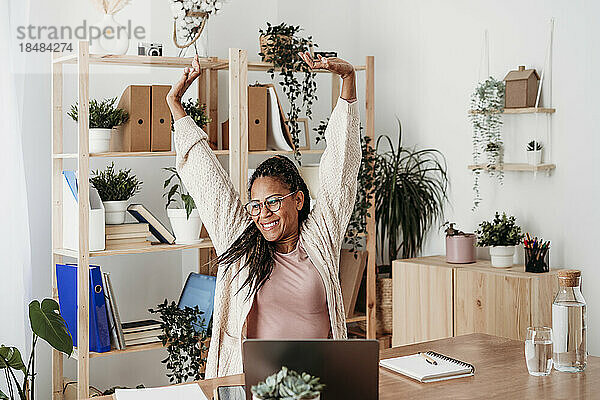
246, 241, 331, 339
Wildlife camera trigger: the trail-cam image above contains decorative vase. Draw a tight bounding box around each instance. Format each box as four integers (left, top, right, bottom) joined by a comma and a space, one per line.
446, 234, 476, 264
300, 165, 320, 200
167, 208, 203, 244
103, 200, 128, 224
489, 245, 515, 268
90, 14, 130, 55
89, 128, 112, 153
527, 150, 543, 165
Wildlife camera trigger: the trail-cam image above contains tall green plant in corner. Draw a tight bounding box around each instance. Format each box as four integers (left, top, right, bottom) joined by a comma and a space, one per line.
469, 77, 505, 209
375, 120, 448, 263
259, 22, 318, 163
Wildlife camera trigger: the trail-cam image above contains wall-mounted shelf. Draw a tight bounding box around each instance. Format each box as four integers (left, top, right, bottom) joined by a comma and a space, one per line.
468, 107, 556, 115
468, 163, 556, 172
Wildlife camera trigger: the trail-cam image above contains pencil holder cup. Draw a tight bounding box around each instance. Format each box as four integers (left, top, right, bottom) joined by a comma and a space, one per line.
525, 247, 549, 273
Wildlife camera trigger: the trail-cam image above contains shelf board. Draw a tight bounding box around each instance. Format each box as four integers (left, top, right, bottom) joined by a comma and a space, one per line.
346, 313, 367, 323
53, 150, 229, 158
249, 149, 325, 155
468, 163, 556, 172
52, 53, 366, 73
72, 341, 164, 360
468, 107, 556, 115
54, 239, 214, 258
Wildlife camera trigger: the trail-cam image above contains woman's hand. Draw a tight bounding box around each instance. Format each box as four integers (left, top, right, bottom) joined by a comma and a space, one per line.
167, 54, 201, 120
298, 51, 356, 102
298, 51, 354, 79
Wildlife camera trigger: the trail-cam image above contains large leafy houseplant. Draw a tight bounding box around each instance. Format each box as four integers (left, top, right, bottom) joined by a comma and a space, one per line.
469, 77, 505, 209
67, 97, 129, 129
374, 120, 449, 263
90, 162, 142, 202
259, 22, 318, 163
1, 299, 73, 400
251, 366, 325, 400
148, 300, 209, 383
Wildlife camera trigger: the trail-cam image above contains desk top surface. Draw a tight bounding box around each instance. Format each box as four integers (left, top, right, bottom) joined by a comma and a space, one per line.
93, 333, 598, 400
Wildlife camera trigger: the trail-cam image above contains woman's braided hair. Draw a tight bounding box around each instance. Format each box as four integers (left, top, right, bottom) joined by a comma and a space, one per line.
215, 155, 311, 299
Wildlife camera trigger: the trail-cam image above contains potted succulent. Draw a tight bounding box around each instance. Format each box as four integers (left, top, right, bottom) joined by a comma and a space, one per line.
526, 140, 543, 165
90, 162, 142, 224
443, 222, 476, 264
476, 212, 524, 268
68, 97, 129, 153
163, 167, 203, 244
251, 366, 325, 400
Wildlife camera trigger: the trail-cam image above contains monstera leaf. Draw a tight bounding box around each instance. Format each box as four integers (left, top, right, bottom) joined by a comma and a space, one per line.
0, 346, 26, 373
29, 299, 73, 356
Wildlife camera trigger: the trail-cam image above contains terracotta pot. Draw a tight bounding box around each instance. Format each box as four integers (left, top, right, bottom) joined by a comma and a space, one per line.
445, 234, 476, 264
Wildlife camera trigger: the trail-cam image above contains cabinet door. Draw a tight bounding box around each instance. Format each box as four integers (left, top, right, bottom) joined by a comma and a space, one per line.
455, 269, 531, 340
392, 261, 453, 347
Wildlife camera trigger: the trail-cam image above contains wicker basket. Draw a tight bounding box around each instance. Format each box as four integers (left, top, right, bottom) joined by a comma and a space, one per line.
358, 277, 392, 334
259, 34, 291, 62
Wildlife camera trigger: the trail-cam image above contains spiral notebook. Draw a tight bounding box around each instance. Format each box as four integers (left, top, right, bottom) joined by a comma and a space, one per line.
379, 351, 475, 383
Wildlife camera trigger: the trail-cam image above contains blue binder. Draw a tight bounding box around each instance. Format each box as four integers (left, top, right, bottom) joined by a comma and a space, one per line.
178, 273, 217, 334
56, 264, 111, 353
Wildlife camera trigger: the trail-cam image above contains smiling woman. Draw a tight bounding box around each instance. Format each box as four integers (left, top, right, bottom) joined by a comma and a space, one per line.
168, 52, 360, 378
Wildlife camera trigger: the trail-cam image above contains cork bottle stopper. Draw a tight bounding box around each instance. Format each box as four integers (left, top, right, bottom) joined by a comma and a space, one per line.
518, 65, 526, 71
557, 269, 581, 287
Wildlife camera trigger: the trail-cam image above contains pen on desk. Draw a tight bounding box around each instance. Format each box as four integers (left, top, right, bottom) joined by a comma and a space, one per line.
419, 352, 438, 365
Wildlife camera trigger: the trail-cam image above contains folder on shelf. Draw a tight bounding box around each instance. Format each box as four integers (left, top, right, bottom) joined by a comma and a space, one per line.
151, 85, 173, 152
112, 85, 151, 152
56, 263, 111, 353
101, 271, 121, 350
62, 171, 105, 252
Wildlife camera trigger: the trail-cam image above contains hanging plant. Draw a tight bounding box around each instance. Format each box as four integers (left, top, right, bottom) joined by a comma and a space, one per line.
469, 77, 505, 210
259, 22, 318, 163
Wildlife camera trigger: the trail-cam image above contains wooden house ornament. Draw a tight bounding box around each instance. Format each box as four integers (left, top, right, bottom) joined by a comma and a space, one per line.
504, 66, 540, 108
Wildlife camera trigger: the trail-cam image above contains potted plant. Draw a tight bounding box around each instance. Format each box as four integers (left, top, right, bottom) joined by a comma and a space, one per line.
476, 212, 524, 268
258, 22, 318, 162
1, 299, 73, 400
526, 140, 543, 165
163, 167, 203, 244
68, 97, 129, 153
443, 222, 476, 264
251, 366, 325, 400
172, 99, 211, 131
148, 300, 209, 382
90, 162, 142, 224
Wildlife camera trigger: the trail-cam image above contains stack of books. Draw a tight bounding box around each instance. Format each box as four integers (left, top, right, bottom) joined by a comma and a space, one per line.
122, 320, 162, 346
105, 223, 150, 250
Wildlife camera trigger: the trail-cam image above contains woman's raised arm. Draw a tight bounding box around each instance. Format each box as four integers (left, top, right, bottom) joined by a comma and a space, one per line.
167, 56, 251, 255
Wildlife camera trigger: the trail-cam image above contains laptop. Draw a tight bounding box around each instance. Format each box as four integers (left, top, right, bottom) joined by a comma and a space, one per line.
242, 339, 379, 399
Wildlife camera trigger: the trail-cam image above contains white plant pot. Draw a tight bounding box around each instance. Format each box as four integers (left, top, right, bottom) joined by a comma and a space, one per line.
90, 128, 112, 153
103, 200, 128, 225
253, 395, 319, 400
527, 150, 543, 165
167, 208, 203, 244
489, 245, 516, 268
90, 14, 130, 55
300, 164, 320, 199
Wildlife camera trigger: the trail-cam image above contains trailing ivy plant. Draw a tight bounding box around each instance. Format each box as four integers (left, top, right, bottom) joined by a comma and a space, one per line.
90, 162, 142, 202
259, 22, 318, 164
469, 77, 505, 209
148, 300, 209, 383
314, 119, 377, 257
163, 167, 196, 219
68, 97, 129, 129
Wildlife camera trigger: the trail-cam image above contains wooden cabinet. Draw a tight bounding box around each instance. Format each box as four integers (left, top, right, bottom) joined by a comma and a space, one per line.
392, 256, 561, 347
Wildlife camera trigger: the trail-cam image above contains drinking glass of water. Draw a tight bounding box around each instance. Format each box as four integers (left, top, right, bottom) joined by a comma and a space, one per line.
525, 327, 553, 376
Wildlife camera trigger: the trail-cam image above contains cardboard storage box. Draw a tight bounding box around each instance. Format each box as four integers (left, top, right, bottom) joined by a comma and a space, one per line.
222, 86, 268, 150
504, 66, 540, 108
151, 85, 172, 151
62, 171, 105, 252
111, 85, 151, 152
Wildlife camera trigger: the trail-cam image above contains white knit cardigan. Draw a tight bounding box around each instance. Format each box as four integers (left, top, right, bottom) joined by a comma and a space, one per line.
174, 98, 361, 378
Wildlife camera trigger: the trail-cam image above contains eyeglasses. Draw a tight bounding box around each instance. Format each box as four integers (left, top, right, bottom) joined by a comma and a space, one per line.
244, 191, 298, 216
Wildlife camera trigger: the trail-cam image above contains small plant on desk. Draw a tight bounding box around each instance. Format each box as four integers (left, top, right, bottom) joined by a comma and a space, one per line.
251, 366, 325, 400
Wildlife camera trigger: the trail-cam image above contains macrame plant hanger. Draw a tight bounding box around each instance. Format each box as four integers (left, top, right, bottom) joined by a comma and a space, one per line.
174, 11, 208, 57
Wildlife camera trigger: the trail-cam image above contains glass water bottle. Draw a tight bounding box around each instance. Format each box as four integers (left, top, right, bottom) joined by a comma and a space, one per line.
552, 269, 587, 372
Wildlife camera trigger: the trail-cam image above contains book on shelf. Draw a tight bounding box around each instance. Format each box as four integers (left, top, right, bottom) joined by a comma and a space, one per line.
106, 232, 150, 240
121, 319, 162, 334
123, 328, 163, 341
106, 237, 150, 246
104, 272, 126, 349
124, 336, 162, 346
127, 204, 175, 244
101, 271, 122, 350
105, 223, 150, 235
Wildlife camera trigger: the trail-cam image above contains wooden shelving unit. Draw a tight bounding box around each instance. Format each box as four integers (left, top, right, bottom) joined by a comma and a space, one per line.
51, 42, 376, 400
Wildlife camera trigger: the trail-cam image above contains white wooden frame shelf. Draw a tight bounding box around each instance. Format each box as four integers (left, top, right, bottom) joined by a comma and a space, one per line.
51, 41, 376, 400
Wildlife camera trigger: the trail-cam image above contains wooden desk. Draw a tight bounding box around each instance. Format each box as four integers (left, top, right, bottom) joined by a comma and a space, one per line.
94, 333, 598, 399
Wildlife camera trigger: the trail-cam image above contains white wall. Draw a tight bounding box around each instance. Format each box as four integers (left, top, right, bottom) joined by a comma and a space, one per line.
16, 0, 600, 396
